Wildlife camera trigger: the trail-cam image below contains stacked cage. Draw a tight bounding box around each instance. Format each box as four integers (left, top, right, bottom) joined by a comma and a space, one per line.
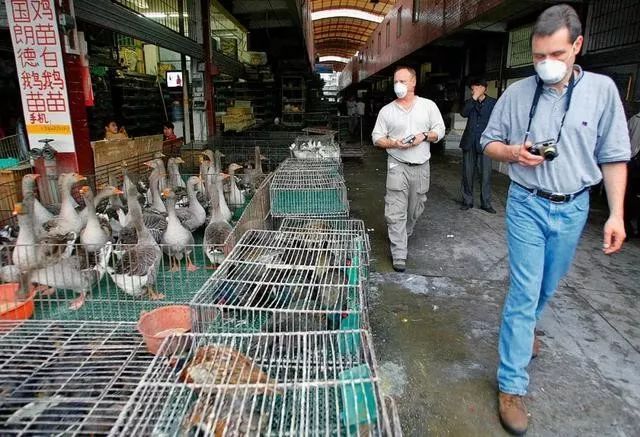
270, 159, 349, 218
110, 224, 397, 435
0, 147, 280, 435
0, 320, 152, 435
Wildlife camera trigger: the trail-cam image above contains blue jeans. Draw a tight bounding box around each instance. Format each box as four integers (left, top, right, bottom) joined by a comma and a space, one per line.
498, 183, 589, 395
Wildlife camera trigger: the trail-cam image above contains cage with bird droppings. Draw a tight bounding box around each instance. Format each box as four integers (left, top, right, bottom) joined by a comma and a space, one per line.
190, 229, 366, 334
269, 159, 348, 218
112, 329, 400, 436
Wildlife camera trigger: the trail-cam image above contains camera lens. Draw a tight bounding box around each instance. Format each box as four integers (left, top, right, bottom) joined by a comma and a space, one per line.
542, 145, 558, 161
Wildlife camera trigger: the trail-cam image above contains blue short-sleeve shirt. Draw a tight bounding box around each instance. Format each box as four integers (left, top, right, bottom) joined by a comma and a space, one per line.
481, 66, 631, 194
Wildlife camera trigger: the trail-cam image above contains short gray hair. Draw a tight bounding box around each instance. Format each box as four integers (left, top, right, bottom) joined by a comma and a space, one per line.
532, 4, 582, 43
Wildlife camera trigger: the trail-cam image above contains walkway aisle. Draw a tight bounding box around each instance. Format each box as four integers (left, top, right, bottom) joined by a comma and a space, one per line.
344, 148, 640, 436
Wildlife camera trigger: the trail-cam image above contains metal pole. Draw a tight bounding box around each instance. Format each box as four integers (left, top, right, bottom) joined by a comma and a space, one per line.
178, 0, 192, 144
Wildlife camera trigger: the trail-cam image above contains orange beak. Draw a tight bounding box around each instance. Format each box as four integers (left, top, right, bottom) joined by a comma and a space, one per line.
12, 203, 23, 215
161, 188, 171, 198
144, 161, 153, 167
79, 186, 90, 195
113, 188, 124, 195
32, 173, 41, 180
73, 173, 87, 182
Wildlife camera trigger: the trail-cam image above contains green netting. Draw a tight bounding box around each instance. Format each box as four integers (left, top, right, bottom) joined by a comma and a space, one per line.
271, 189, 348, 216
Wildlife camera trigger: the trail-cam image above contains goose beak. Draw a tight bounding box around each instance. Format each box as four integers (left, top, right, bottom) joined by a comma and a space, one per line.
79, 186, 90, 195
161, 188, 171, 198
260, 155, 266, 160
32, 173, 41, 180
12, 203, 23, 215
176, 157, 185, 164
144, 161, 153, 167
113, 188, 124, 195
74, 173, 87, 182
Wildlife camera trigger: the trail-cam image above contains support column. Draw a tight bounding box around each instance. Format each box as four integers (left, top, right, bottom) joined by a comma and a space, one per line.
201, 0, 216, 138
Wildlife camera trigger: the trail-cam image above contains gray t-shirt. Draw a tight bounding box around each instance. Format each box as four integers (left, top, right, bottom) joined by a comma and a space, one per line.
372, 97, 446, 165
481, 66, 631, 193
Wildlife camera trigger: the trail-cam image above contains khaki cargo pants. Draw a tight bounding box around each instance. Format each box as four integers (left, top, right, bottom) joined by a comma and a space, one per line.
385, 155, 430, 261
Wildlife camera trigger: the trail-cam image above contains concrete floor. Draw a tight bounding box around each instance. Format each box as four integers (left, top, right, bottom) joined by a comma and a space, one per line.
343, 148, 640, 436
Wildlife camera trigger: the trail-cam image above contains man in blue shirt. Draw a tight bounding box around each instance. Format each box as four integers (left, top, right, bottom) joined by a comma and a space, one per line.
460, 78, 497, 213
482, 5, 630, 435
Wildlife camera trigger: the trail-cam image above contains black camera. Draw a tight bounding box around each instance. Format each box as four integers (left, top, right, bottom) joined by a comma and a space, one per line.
527, 139, 558, 161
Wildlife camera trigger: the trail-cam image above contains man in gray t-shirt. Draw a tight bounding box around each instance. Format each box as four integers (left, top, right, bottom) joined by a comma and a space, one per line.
481, 5, 630, 435
372, 66, 445, 272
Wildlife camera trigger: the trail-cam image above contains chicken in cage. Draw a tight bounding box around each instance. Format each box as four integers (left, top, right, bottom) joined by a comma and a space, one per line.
114, 330, 397, 436
290, 134, 340, 160
190, 229, 366, 334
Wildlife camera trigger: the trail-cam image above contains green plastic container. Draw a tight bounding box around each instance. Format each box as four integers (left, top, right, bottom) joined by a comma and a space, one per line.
339, 364, 379, 431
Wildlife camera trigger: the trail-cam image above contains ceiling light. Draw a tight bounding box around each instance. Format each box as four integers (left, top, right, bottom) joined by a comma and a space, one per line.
312, 9, 384, 23
143, 12, 166, 18
319, 56, 350, 63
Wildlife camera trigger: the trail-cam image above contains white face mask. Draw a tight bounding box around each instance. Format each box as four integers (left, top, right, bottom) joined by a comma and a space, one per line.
534, 59, 568, 84
394, 82, 408, 99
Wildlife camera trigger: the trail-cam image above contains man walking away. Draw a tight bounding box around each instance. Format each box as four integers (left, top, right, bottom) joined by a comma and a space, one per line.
482, 5, 630, 435
460, 78, 497, 213
372, 66, 445, 272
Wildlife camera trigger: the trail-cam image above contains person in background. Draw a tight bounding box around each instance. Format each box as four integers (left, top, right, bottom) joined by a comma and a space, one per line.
104, 119, 128, 140
355, 97, 366, 141
372, 66, 445, 272
481, 5, 630, 434
460, 78, 497, 213
625, 111, 640, 237
347, 95, 358, 138
163, 121, 177, 141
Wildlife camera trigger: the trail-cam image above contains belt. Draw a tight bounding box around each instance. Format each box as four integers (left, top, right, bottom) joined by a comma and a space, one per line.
513, 181, 589, 203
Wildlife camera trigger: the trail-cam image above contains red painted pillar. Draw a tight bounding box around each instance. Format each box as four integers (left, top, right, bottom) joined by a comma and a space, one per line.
62, 51, 94, 176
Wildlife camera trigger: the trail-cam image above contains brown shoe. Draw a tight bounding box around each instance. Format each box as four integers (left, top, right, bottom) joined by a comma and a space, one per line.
498, 392, 528, 435
532, 335, 541, 359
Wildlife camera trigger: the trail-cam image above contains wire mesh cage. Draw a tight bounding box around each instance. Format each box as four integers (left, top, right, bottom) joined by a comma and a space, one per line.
270, 161, 348, 218
0, 320, 152, 436
0, 134, 29, 167
213, 173, 275, 260
190, 229, 366, 334
1, 241, 212, 322
112, 330, 397, 436
291, 133, 340, 160
278, 218, 371, 274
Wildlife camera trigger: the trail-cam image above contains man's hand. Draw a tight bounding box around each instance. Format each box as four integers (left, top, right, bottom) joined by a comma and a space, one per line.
510, 141, 545, 167
410, 132, 427, 146
471, 89, 481, 101
603, 215, 625, 254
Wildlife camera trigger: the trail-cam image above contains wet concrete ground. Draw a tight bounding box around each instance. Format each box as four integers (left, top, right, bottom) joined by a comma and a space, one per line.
343, 148, 640, 436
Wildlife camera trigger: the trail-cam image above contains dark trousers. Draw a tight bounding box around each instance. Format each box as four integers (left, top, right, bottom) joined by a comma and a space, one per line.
462, 150, 492, 208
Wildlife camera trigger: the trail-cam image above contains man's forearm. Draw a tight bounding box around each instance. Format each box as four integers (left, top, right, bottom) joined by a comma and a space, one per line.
484, 141, 520, 162
374, 137, 397, 149
602, 162, 627, 218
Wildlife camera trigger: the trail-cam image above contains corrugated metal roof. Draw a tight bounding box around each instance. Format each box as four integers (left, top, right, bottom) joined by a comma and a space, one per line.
311, 0, 395, 58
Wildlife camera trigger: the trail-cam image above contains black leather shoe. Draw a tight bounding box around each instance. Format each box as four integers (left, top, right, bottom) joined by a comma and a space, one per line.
392, 260, 406, 272
481, 206, 497, 214
460, 204, 473, 211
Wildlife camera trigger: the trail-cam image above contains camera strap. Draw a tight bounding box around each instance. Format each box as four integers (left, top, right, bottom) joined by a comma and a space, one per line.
524, 73, 575, 144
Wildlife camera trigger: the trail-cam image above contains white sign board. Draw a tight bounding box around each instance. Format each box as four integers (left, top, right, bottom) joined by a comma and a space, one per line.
6, 0, 75, 153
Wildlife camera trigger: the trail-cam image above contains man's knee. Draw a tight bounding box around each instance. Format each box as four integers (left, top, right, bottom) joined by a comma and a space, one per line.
385, 191, 407, 224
